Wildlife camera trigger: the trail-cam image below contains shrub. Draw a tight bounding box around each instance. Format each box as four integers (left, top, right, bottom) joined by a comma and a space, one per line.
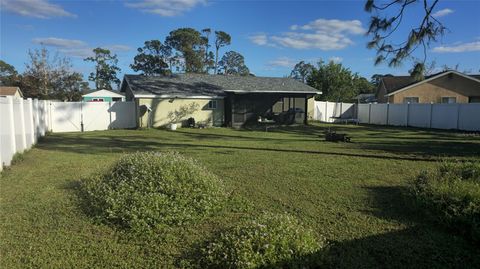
411, 161, 480, 243
199, 213, 325, 269
80, 151, 226, 231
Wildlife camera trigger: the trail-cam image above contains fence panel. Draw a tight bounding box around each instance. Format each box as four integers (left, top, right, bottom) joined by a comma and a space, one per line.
109, 102, 137, 129
0, 97, 16, 167
458, 103, 480, 131
431, 104, 459, 130
407, 104, 431, 128
357, 104, 370, 123
82, 102, 112, 131
50, 102, 82, 133
387, 104, 407, 126
370, 104, 388, 125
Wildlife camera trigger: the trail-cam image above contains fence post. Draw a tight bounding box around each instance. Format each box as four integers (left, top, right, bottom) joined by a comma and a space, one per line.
26, 98, 35, 148
386, 103, 390, 126
456, 104, 461, 130
33, 99, 40, 140
325, 101, 328, 122
7, 97, 16, 158
340, 102, 343, 118
368, 103, 372, 124
429, 102, 433, 128
406, 102, 410, 127
109, 101, 113, 129
18, 98, 27, 153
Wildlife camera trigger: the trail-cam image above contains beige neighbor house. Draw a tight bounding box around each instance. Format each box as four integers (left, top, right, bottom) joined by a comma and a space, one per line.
0, 86, 23, 98
120, 74, 320, 128
376, 70, 480, 104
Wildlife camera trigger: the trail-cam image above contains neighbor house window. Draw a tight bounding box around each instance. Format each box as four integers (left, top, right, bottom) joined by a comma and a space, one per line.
441, 97, 456, 104
208, 100, 217, 109
92, 98, 104, 102
403, 97, 419, 103
469, 96, 480, 103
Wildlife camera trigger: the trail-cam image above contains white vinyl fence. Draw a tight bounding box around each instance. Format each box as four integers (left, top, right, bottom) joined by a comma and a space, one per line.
1, 98, 137, 171
313, 101, 480, 131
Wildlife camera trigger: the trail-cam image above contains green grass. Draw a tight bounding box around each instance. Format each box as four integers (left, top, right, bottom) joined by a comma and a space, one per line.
1, 123, 479, 268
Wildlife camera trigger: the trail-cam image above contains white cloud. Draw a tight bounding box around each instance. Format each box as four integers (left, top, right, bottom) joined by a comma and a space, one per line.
267, 57, 298, 68
126, 0, 206, 17
250, 18, 365, 50
432, 41, 480, 53
32, 37, 130, 58
432, 8, 454, 18
328, 56, 343, 63
249, 34, 268, 46
33, 37, 87, 48
1, 0, 76, 19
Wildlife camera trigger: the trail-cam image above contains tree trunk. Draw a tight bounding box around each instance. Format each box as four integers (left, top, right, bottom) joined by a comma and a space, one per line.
215, 47, 219, 75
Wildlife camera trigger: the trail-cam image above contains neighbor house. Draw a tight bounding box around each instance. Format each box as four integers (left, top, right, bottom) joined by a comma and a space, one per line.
0, 86, 23, 98
376, 70, 480, 104
120, 74, 320, 128
82, 89, 125, 102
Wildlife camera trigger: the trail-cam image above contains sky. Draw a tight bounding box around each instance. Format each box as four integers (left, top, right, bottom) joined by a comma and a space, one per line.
1, 0, 479, 88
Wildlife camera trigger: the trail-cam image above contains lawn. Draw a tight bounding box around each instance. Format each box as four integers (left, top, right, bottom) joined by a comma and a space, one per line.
1, 123, 479, 268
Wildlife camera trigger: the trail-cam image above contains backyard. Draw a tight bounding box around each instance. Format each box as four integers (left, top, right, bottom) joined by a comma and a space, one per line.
1, 123, 479, 268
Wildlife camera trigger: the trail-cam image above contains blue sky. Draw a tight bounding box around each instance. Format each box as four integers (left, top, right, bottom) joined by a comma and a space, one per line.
1, 0, 479, 87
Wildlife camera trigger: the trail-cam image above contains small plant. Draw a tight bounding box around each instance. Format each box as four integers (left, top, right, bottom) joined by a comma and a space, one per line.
411, 160, 480, 243
199, 213, 325, 269
80, 151, 226, 232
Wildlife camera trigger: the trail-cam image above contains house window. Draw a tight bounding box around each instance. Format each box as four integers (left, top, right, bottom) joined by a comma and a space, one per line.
403, 97, 419, 104
92, 98, 104, 102
469, 96, 480, 103
112, 97, 122, 102
441, 97, 456, 104
208, 100, 218, 109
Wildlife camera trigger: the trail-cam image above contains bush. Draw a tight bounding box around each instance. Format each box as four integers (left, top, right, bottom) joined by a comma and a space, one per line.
80, 151, 226, 231
411, 161, 480, 243
199, 213, 325, 269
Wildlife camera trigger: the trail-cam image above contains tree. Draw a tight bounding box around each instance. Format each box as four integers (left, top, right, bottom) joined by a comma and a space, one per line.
22, 47, 87, 100
290, 61, 315, 83
214, 31, 231, 74
131, 40, 171, 76
370, 73, 393, 87
365, 0, 446, 80
218, 51, 249, 76
84, 47, 121, 90
307, 60, 372, 102
0, 60, 19, 86
165, 28, 205, 73
201, 28, 215, 73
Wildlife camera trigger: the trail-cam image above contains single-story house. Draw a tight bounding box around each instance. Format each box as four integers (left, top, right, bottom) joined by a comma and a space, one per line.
120, 74, 320, 128
82, 89, 125, 102
0, 86, 23, 98
376, 70, 480, 104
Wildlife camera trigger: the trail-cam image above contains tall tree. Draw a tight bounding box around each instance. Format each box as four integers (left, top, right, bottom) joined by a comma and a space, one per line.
370, 73, 393, 87
307, 60, 372, 102
365, 0, 446, 81
201, 28, 215, 73
290, 61, 315, 83
165, 28, 205, 73
22, 47, 87, 100
131, 40, 171, 76
214, 31, 231, 74
218, 51, 249, 76
84, 47, 121, 90
0, 60, 19, 86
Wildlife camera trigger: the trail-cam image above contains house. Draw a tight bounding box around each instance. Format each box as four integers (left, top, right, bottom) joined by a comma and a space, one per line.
0, 86, 23, 98
120, 74, 320, 128
355, 93, 376, 103
376, 70, 480, 104
82, 89, 125, 102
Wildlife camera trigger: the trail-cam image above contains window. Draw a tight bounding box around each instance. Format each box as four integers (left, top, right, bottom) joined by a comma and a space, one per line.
469, 96, 480, 103
441, 97, 456, 104
92, 98, 104, 102
207, 100, 218, 109
112, 97, 122, 102
403, 97, 419, 104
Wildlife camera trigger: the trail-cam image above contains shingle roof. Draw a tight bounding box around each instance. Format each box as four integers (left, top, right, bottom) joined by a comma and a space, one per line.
0, 86, 22, 97
122, 74, 319, 97
381, 71, 480, 94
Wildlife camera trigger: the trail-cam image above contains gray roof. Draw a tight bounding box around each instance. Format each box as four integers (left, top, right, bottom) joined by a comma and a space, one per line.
122, 74, 319, 97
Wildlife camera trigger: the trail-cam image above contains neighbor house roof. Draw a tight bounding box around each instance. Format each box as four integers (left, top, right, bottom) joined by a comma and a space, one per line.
82, 89, 125, 98
0, 86, 23, 97
381, 70, 480, 97
121, 74, 320, 98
